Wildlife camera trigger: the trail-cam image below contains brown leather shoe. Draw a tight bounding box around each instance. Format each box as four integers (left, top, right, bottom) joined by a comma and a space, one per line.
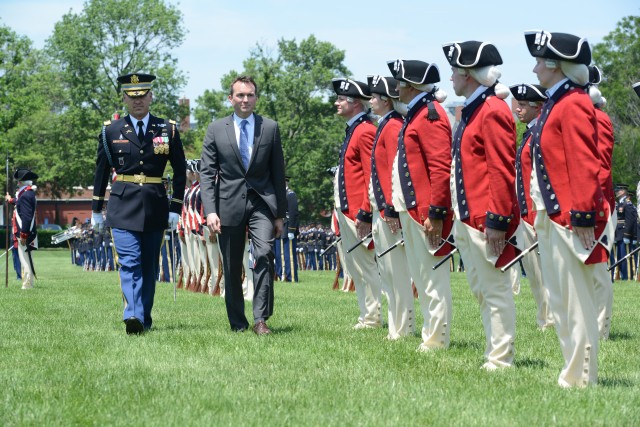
252, 320, 272, 335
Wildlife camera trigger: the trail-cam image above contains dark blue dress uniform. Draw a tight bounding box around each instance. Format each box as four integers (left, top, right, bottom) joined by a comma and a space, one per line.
613, 191, 637, 280
274, 182, 299, 282
92, 74, 186, 332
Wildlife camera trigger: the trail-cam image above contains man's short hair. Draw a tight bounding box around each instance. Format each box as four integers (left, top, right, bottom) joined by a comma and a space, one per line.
230, 75, 258, 96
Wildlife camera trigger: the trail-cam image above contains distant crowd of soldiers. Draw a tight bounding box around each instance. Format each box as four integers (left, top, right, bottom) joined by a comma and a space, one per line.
296, 224, 338, 271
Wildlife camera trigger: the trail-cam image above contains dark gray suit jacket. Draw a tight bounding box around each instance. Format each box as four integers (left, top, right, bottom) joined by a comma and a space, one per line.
200, 113, 287, 226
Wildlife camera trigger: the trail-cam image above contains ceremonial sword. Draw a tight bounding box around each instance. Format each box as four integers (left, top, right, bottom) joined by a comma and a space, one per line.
377, 239, 404, 258
319, 236, 342, 257
608, 244, 640, 272
346, 231, 373, 254
500, 241, 539, 273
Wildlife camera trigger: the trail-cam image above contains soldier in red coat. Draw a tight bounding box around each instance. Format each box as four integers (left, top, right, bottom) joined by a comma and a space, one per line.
366, 75, 413, 340
332, 78, 382, 329
586, 65, 615, 341
524, 30, 612, 387
386, 59, 454, 351
442, 41, 521, 370
510, 83, 554, 331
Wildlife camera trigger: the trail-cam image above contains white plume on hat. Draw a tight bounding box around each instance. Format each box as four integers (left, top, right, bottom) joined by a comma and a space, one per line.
559, 61, 589, 86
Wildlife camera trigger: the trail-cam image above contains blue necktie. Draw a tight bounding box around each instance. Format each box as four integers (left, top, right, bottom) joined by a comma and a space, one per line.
239, 119, 251, 169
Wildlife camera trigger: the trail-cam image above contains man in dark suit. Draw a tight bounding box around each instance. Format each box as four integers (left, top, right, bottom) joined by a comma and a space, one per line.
91, 73, 186, 334
200, 75, 287, 335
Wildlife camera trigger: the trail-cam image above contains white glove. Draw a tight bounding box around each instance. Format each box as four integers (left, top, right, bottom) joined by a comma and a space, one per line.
623, 238, 631, 245
168, 212, 180, 230
91, 212, 104, 231
288, 232, 295, 240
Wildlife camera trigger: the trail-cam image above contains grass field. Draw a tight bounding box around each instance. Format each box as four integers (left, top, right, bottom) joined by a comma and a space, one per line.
1, 250, 639, 426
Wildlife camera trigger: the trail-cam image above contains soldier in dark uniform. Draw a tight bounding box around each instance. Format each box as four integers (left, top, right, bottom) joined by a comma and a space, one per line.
315, 224, 326, 270
274, 176, 299, 282
103, 227, 115, 271
297, 225, 307, 271
306, 226, 317, 270
612, 184, 637, 280
91, 73, 186, 334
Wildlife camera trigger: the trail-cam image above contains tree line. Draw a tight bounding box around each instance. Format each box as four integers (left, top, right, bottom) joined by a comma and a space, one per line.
1, 0, 638, 223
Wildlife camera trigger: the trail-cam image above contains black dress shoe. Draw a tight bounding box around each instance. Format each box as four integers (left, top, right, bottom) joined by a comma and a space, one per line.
252, 321, 272, 335
231, 327, 247, 333
125, 317, 144, 335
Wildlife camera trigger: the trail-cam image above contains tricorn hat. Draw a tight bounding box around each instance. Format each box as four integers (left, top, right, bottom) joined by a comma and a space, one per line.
117, 73, 156, 97
332, 78, 371, 99
367, 75, 399, 99
509, 84, 547, 102
14, 168, 38, 181
387, 60, 440, 85
524, 30, 591, 65
588, 65, 602, 85
442, 41, 503, 68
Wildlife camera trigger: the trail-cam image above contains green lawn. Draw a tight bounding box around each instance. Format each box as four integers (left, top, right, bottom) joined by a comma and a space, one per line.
1, 250, 639, 426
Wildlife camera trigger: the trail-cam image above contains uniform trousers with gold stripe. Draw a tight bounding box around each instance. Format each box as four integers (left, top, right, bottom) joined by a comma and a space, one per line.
454, 220, 517, 368
372, 210, 414, 339
336, 211, 382, 327
534, 210, 599, 387
521, 221, 554, 329
399, 212, 451, 349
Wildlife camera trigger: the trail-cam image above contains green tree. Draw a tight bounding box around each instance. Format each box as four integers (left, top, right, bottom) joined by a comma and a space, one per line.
47, 0, 187, 121
592, 15, 640, 192
193, 35, 351, 223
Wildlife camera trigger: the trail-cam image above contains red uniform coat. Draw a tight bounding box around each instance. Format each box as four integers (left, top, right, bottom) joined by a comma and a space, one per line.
389, 98, 454, 256
595, 108, 615, 210
533, 86, 609, 264
339, 116, 376, 222
370, 113, 403, 215
516, 129, 536, 226
454, 92, 520, 267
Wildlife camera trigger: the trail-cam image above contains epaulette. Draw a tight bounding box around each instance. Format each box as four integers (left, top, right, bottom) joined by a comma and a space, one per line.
103, 120, 111, 126
425, 102, 440, 121
169, 119, 176, 125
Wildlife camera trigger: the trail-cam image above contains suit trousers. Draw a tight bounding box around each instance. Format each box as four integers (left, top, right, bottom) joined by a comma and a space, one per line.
373, 211, 414, 339
112, 228, 163, 329
454, 220, 517, 368
336, 211, 382, 327
521, 221, 554, 329
535, 210, 599, 387
219, 192, 275, 330
400, 212, 452, 348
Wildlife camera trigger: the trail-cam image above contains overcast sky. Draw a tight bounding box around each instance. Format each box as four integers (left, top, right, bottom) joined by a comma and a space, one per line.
2, 0, 639, 107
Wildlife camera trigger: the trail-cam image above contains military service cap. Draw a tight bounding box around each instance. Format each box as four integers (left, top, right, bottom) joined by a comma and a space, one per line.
442, 41, 503, 68
117, 73, 156, 97
524, 30, 591, 65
